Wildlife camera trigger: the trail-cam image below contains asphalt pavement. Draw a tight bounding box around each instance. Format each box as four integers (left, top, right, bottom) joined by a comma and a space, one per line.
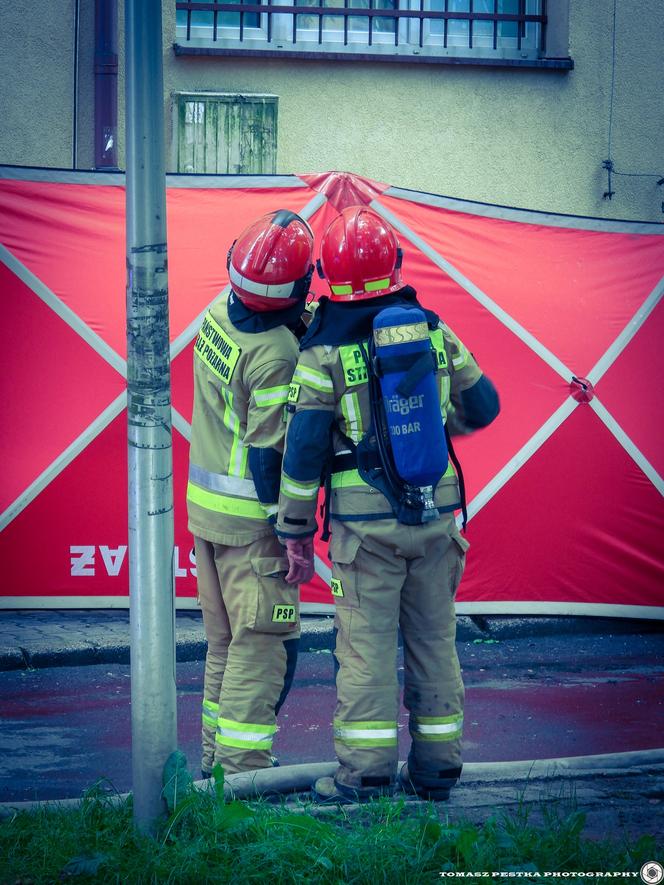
1, 611, 663, 843
2, 609, 662, 671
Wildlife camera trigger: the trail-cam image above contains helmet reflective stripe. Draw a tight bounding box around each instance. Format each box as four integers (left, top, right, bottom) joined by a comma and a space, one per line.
216, 717, 276, 750
412, 714, 463, 741
334, 719, 398, 747
189, 464, 258, 499
229, 262, 296, 300
364, 277, 391, 293
330, 284, 353, 296
202, 698, 219, 729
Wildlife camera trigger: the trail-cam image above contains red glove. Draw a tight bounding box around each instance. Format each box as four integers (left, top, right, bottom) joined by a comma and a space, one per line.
284, 537, 315, 585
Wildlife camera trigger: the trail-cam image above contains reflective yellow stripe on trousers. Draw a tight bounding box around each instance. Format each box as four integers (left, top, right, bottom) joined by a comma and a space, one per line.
411, 714, 463, 741
333, 719, 398, 748
202, 698, 219, 729
216, 717, 277, 750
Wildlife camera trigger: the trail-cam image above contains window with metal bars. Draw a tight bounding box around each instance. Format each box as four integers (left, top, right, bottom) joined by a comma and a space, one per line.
175, 0, 558, 64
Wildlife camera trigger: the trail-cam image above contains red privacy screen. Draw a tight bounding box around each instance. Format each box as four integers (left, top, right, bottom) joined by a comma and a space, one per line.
1, 168, 662, 617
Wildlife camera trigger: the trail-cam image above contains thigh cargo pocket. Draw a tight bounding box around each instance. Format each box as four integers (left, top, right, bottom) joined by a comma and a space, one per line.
449, 530, 469, 597
329, 528, 362, 608
250, 556, 300, 634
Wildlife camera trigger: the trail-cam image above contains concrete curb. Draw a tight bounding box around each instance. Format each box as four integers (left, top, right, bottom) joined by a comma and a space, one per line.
0, 612, 661, 672
2, 748, 663, 816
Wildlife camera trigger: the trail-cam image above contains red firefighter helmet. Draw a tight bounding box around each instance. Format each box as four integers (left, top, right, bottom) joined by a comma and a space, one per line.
318, 206, 403, 301
227, 209, 314, 312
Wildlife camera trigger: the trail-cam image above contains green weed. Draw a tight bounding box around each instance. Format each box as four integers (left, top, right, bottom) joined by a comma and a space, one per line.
0, 779, 659, 884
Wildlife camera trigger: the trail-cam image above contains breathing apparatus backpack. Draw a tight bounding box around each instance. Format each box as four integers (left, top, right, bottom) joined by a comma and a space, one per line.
354, 305, 450, 525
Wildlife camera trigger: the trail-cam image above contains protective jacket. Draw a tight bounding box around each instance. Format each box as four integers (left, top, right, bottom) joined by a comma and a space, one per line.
276, 289, 499, 539
188, 292, 301, 546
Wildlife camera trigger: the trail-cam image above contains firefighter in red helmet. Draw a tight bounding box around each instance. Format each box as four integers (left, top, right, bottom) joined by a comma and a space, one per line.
187, 209, 314, 777
277, 206, 500, 802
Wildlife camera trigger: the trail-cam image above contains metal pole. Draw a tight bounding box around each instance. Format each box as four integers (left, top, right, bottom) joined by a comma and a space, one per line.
125, 0, 177, 833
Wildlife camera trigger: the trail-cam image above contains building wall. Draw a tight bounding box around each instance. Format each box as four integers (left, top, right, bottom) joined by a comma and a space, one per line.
160, 0, 664, 221
0, 0, 77, 169
1, 1, 662, 221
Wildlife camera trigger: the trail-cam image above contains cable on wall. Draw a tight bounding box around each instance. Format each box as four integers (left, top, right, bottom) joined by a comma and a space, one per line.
602, 0, 663, 204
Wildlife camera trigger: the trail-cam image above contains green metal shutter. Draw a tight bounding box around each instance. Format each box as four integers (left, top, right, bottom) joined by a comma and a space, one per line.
176, 94, 277, 174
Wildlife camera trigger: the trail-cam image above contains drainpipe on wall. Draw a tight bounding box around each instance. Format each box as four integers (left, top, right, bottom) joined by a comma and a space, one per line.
72, 0, 80, 168
95, 0, 118, 168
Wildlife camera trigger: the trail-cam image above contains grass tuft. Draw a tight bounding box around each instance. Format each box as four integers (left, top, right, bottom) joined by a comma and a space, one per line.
0, 780, 660, 884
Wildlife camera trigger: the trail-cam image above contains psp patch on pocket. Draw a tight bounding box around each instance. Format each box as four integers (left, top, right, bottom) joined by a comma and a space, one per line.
271, 604, 297, 623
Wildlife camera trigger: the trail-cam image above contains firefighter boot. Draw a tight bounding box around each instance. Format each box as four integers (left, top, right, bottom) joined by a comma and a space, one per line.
312, 775, 393, 805
397, 761, 461, 801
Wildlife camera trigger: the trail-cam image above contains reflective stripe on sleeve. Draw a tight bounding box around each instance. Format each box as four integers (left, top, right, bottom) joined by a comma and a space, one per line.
280, 476, 320, 500
220, 388, 248, 477
439, 375, 450, 418
202, 698, 219, 729
340, 392, 363, 443
187, 482, 268, 520
253, 385, 290, 408
452, 344, 469, 369
411, 714, 463, 742
216, 717, 277, 750
221, 388, 239, 433
333, 719, 398, 748
293, 365, 334, 393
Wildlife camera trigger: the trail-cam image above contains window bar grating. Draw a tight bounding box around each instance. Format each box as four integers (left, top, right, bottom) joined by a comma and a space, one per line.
176, 1, 547, 53
469, 0, 473, 49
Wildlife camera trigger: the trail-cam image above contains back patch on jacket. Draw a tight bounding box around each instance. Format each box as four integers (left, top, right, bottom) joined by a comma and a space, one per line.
195, 312, 241, 383
339, 344, 369, 387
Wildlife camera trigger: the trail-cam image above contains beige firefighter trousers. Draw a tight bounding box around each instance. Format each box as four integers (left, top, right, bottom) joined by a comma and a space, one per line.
329, 514, 468, 794
194, 534, 300, 775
